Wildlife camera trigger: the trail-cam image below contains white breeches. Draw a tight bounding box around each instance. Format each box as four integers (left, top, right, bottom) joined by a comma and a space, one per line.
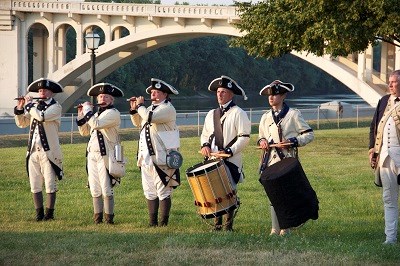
380, 157, 400, 242
141, 165, 172, 201
28, 148, 57, 193
87, 151, 114, 198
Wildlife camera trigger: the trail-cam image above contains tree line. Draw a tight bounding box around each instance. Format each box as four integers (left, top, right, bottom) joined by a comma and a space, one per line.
104, 36, 351, 99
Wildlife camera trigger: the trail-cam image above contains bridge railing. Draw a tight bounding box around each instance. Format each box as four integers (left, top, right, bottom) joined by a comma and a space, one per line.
0, 106, 375, 138
7, 1, 239, 18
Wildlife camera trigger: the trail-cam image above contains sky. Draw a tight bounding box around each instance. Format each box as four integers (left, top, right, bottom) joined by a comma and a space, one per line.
160, 0, 252, 5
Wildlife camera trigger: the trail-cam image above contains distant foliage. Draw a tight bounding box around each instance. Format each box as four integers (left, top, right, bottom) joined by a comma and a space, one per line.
104, 36, 351, 97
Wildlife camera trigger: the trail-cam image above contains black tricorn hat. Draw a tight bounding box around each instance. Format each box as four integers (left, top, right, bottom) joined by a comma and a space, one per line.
208, 75, 248, 100
259, 80, 295, 96
27, 78, 63, 93
145, 78, 179, 95
87, 83, 124, 97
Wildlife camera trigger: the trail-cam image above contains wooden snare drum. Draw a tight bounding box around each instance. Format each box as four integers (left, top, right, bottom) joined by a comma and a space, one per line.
186, 159, 238, 219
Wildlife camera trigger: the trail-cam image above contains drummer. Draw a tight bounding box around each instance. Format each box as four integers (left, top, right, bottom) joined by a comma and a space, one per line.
258, 80, 314, 236
200, 75, 251, 231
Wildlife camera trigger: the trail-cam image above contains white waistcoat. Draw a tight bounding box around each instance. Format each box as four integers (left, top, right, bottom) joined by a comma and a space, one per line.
380, 116, 400, 167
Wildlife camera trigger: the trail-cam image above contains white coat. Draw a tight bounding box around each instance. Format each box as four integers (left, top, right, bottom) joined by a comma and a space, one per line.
258, 107, 314, 166
14, 99, 64, 178
201, 105, 251, 182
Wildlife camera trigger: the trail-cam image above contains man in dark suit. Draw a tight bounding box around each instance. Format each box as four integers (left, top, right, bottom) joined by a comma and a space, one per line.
369, 69, 400, 245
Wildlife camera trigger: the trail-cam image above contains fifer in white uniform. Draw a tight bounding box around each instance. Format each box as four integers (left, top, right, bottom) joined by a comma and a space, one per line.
14, 78, 64, 221
77, 83, 124, 224
129, 78, 181, 227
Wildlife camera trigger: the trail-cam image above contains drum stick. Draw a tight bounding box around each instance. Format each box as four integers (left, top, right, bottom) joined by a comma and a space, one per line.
210, 152, 230, 158
198, 151, 230, 158
257, 143, 292, 149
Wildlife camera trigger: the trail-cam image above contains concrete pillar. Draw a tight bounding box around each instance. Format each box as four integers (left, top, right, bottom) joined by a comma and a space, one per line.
76, 25, 83, 56
47, 25, 54, 76
0, 16, 21, 115
83, 27, 92, 54
387, 44, 395, 76
20, 17, 28, 94
357, 52, 366, 81
113, 27, 121, 40
395, 41, 400, 71
32, 27, 45, 80
380, 42, 388, 82
104, 26, 111, 44
56, 25, 66, 70
365, 44, 373, 82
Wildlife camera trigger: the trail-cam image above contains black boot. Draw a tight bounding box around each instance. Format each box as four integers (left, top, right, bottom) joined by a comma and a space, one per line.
33, 192, 44, 221
105, 213, 114, 224
147, 199, 159, 227
44, 208, 54, 221
44, 193, 56, 220
36, 207, 44, 222
213, 216, 223, 231
94, 213, 103, 224
225, 209, 235, 231
160, 197, 171, 226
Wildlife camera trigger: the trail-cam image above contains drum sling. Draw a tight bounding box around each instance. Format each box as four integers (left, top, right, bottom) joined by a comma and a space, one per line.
142, 107, 180, 187
212, 107, 240, 183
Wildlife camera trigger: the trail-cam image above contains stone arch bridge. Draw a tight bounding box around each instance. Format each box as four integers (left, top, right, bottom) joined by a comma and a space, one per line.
0, 0, 398, 114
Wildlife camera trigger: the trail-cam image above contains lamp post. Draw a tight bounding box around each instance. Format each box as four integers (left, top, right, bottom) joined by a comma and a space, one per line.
85, 32, 100, 103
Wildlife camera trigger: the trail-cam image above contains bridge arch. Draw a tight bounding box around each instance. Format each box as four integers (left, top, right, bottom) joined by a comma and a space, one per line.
53, 26, 387, 111
112, 26, 129, 41
54, 23, 76, 70
52, 25, 240, 111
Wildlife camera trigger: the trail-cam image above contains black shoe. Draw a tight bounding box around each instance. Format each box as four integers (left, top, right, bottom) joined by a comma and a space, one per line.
35, 208, 44, 221
160, 216, 169, 227
44, 208, 54, 221
94, 213, 103, 224
105, 213, 114, 224
212, 225, 223, 231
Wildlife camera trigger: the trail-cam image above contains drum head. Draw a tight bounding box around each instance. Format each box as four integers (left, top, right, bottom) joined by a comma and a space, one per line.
186, 159, 222, 177
261, 157, 299, 180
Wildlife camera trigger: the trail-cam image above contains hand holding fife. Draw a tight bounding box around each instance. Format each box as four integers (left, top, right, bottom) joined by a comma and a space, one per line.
127, 97, 138, 110
136, 96, 145, 105
81, 102, 93, 115
15, 95, 26, 109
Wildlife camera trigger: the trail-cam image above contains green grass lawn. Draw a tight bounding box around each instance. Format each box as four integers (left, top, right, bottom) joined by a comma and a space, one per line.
0, 127, 399, 265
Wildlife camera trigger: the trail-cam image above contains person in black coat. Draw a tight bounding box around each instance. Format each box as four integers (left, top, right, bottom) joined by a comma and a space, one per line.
369, 69, 400, 245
